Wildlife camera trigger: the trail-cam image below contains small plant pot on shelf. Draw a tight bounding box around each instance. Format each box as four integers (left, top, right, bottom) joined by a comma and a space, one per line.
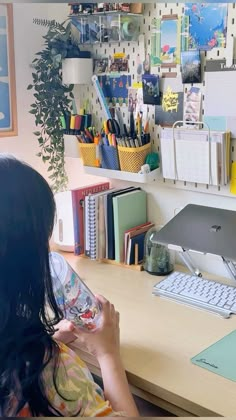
118, 143, 151, 173
62, 58, 93, 85
64, 135, 80, 158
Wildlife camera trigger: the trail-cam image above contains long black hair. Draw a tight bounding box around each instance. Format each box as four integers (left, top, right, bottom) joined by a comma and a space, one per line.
0, 154, 64, 416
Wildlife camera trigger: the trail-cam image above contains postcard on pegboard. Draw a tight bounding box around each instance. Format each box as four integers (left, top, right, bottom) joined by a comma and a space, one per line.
181, 50, 202, 84
155, 87, 184, 126
142, 74, 160, 105
185, 3, 228, 50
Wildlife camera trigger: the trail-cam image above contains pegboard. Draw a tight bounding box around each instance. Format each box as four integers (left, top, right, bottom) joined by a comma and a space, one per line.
73, 3, 236, 198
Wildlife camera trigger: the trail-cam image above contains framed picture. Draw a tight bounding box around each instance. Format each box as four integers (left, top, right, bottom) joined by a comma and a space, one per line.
0, 4, 17, 137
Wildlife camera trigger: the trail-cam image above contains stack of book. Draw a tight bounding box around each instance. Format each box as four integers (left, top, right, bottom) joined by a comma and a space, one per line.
71, 182, 152, 267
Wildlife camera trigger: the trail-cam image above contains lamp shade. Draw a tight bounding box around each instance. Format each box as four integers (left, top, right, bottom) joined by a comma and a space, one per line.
62, 58, 93, 85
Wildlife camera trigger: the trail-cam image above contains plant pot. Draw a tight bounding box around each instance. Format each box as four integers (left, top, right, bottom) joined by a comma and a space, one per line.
62, 58, 93, 85
64, 135, 80, 158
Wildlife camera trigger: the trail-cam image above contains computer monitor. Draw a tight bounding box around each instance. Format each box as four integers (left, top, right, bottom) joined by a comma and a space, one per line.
152, 204, 236, 262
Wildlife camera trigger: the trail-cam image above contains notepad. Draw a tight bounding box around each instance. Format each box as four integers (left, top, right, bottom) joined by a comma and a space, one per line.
191, 330, 236, 382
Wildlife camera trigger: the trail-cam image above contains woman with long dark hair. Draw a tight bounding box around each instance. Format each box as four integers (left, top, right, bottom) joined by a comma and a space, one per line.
0, 155, 138, 417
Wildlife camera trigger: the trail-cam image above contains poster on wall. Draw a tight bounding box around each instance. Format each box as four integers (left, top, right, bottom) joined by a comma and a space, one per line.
185, 3, 228, 50
0, 4, 17, 137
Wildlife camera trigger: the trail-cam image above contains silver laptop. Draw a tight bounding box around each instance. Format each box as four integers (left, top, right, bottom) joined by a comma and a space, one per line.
152, 204, 236, 261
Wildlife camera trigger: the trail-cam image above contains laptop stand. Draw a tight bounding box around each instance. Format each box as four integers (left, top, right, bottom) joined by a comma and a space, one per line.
169, 244, 236, 282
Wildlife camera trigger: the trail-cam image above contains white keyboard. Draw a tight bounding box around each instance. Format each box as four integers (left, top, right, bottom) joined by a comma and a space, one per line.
153, 271, 236, 318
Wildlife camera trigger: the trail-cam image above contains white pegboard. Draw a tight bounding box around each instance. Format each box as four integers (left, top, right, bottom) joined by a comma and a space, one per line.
73, 3, 236, 198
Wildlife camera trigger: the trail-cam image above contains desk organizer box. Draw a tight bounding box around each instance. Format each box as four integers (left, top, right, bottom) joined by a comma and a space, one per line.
118, 143, 151, 172
79, 143, 97, 167
100, 144, 120, 170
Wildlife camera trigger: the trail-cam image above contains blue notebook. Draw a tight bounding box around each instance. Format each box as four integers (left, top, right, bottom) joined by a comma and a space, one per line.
128, 232, 146, 265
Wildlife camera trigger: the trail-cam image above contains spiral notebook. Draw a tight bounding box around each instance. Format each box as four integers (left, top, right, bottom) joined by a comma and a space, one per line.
85, 189, 112, 260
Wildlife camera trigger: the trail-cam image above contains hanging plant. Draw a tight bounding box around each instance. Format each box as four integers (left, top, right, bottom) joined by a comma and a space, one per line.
28, 20, 80, 192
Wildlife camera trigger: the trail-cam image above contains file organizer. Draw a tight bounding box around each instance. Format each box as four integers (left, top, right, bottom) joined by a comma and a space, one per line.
160, 121, 229, 186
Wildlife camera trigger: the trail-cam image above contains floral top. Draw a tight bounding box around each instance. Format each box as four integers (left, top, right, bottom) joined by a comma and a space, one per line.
17, 343, 116, 417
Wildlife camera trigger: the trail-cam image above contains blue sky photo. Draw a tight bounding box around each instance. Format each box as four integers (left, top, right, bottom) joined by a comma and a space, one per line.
0, 16, 6, 29
0, 34, 8, 77
0, 81, 10, 130
161, 19, 177, 50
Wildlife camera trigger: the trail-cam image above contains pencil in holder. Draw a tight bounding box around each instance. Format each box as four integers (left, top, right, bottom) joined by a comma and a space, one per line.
118, 143, 151, 172
100, 144, 120, 170
79, 143, 97, 167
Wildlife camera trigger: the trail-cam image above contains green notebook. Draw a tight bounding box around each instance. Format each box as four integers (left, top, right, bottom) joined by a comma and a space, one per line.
113, 190, 147, 263
191, 330, 236, 382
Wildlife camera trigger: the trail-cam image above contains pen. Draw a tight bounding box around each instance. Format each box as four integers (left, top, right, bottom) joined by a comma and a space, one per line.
60, 115, 66, 131
74, 115, 82, 133
94, 136, 101, 167
70, 115, 76, 132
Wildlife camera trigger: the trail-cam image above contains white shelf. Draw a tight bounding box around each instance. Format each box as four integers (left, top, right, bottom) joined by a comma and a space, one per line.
83, 166, 160, 183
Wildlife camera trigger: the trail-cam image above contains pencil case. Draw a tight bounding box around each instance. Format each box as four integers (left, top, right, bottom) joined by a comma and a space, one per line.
100, 144, 120, 170
118, 143, 151, 173
79, 143, 97, 167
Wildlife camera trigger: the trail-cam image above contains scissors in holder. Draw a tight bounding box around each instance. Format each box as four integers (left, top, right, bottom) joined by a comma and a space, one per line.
106, 119, 121, 137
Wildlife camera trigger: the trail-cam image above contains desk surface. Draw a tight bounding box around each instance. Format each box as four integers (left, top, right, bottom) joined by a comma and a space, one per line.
61, 253, 236, 417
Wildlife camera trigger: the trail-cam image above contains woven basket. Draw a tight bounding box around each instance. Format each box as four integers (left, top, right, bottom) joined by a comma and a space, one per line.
118, 143, 151, 172
79, 143, 96, 167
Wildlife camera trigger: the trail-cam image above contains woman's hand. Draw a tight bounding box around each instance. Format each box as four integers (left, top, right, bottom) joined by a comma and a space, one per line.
53, 319, 77, 344
75, 295, 120, 362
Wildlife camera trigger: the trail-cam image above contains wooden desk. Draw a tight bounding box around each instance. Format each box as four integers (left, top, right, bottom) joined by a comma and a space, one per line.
61, 253, 236, 417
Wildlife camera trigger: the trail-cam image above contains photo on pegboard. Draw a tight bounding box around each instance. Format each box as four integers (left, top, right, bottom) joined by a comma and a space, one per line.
184, 87, 202, 124
98, 75, 132, 107
109, 53, 129, 73
181, 50, 202, 83
155, 87, 184, 126
151, 15, 189, 67
94, 58, 109, 74
128, 88, 138, 112
185, 3, 228, 50
142, 74, 160, 105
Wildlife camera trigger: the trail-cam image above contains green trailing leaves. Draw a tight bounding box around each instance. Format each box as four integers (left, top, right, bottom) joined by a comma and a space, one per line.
29, 19, 76, 192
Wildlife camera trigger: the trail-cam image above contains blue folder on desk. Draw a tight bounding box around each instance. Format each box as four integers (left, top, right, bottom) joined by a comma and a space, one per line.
106, 187, 140, 260
191, 330, 236, 382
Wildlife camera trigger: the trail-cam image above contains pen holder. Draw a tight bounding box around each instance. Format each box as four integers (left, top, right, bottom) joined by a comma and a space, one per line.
118, 143, 151, 173
79, 143, 97, 167
100, 144, 120, 170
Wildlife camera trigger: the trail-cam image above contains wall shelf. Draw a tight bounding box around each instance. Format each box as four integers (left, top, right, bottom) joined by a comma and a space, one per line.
83, 166, 160, 183
70, 12, 141, 44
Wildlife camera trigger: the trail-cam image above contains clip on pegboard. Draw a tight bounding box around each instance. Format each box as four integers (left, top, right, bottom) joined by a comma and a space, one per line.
172, 120, 211, 185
